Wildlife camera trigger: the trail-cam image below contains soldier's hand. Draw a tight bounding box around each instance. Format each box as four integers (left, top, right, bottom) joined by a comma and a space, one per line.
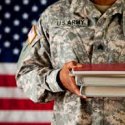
59, 61, 86, 99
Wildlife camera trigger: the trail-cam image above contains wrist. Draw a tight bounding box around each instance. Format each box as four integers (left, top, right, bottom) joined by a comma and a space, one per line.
57, 70, 66, 90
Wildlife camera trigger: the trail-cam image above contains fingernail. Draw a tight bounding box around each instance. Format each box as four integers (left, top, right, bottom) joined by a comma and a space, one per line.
81, 95, 87, 99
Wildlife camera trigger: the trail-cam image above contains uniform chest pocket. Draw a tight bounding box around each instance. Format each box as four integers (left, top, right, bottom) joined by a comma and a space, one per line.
49, 26, 93, 66
49, 27, 79, 67
65, 30, 90, 63
107, 40, 125, 63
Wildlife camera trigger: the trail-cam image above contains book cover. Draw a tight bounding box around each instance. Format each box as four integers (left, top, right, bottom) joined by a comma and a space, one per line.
72, 64, 125, 76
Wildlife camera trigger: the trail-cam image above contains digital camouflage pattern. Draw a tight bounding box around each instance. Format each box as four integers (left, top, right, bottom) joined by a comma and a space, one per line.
16, 0, 125, 124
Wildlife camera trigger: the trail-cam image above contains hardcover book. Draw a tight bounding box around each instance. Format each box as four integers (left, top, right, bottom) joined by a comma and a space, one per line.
72, 64, 125, 76
80, 86, 125, 97
71, 64, 125, 97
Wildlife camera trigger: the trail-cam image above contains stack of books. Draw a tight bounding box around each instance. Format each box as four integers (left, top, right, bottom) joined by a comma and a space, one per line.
71, 64, 125, 97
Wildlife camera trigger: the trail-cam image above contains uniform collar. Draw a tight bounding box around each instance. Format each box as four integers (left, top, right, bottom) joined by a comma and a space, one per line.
70, 0, 125, 18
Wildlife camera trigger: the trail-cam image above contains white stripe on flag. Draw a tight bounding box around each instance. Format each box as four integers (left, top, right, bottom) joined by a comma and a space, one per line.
0, 63, 17, 75
0, 110, 53, 122
0, 87, 27, 99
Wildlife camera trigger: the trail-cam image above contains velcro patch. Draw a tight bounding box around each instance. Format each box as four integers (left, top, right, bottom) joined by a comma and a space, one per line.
28, 25, 37, 44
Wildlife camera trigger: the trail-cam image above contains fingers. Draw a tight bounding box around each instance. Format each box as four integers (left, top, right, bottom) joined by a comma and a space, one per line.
62, 61, 86, 99
69, 76, 86, 99
66, 61, 77, 70
66, 61, 83, 70
69, 76, 80, 94
76, 64, 83, 68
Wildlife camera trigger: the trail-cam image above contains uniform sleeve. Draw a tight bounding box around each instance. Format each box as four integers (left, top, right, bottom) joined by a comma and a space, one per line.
16, 14, 64, 103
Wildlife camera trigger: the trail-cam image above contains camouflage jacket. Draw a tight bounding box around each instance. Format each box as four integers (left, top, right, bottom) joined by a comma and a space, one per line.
16, 0, 125, 124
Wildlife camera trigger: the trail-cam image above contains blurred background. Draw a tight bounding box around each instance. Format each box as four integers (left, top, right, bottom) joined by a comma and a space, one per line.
0, 0, 57, 125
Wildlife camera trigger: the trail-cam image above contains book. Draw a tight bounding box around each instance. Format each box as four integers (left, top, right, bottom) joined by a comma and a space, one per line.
75, 76, 125, 87
80, 86, 125, 97
71, 64, 125, 97
72, 64, 125, 76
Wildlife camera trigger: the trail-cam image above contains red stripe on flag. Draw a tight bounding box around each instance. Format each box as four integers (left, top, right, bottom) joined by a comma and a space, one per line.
0, 123, 50, 125
0, 75, 16, 87
0, 99, 54, 110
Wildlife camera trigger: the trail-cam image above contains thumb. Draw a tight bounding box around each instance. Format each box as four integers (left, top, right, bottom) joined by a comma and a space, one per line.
76, 63, 83, 67
70, 63, 83, 71
66, 61, 77, 70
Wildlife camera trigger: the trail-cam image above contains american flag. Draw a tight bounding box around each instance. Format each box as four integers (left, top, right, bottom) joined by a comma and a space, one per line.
0, 0, 57, 125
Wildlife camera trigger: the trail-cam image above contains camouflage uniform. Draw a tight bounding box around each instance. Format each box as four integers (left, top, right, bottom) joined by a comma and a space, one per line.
16, 0, 125, 124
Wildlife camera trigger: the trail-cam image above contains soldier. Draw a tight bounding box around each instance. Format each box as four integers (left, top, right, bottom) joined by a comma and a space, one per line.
16, 0, 125, 124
